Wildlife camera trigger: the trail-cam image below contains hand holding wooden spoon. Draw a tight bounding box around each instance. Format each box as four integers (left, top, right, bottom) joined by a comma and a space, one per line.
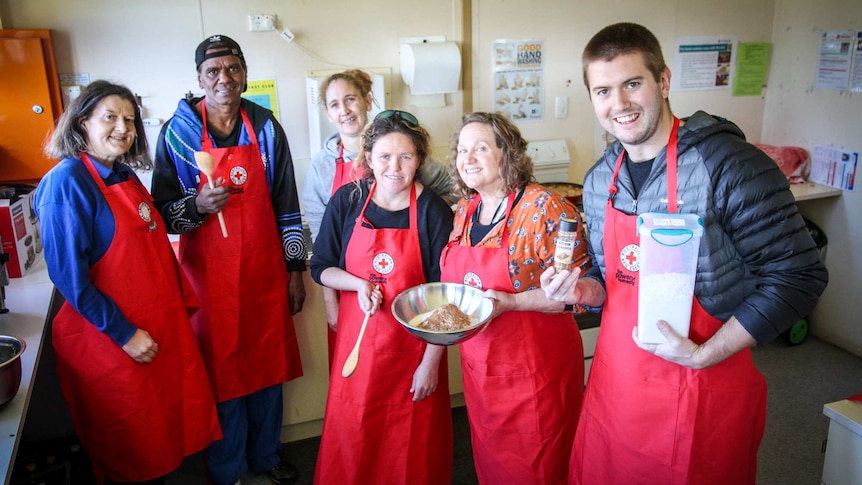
341, 284, 382, 378
194, 151, 228, 238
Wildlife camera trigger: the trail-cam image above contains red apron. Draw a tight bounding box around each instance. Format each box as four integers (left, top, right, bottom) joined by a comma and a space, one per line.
440, 192, 583, 484
177, 101, 302, 402
53, 154, 221, 483
325, 142, 357, 367
314, 183, 453, 485
569, 119, 767, 484
331, 141, 356, 191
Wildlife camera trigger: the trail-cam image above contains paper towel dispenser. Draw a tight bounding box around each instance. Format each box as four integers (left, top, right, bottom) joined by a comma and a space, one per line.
399, 38, 461, 95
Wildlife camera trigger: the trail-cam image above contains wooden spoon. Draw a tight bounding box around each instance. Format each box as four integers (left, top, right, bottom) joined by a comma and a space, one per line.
341, 310, 372, 378
193, 151, 228, 238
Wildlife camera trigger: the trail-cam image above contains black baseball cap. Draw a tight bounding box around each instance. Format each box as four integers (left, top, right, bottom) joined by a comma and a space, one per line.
195, 34, 246, 70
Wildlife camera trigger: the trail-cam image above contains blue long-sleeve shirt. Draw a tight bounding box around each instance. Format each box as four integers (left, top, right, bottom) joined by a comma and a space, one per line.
33, 157, 139, 345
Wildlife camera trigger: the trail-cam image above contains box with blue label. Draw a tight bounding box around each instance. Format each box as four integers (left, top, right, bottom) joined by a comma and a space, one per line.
636, 212, 703, 344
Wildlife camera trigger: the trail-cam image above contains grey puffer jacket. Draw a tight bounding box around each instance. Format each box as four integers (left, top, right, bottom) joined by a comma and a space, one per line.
583, 111, 828, 344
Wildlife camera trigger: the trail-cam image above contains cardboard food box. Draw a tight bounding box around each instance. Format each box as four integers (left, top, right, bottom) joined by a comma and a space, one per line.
0, 190, 43, 278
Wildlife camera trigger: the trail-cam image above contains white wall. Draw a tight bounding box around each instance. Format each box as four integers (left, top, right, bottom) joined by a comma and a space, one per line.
763, 0, 862, 356
0, 0, 467, 181
470, 0, 775, 183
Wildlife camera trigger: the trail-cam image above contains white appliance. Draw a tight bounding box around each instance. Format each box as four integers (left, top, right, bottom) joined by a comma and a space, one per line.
526, 138, 599, 385
305, 72, 386, 154
527, 139, 571, 183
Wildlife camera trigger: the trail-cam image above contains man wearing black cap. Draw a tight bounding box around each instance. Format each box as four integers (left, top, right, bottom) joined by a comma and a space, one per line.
151, 34, 304, 485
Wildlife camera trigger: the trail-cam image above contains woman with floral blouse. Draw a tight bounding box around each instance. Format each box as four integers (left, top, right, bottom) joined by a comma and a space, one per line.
440, 112, 591, 484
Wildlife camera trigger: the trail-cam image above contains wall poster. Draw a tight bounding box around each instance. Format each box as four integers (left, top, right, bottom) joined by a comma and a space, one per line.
492, 39, 545, 122
847, 31, 862, 92
243, 79, 279, 121
810, 144, 857, 191
671, 35, 738, 92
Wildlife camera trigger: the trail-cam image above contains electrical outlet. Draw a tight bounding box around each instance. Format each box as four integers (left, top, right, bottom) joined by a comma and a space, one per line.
527, 139, 570, 164
248, 14, 276, 32
62, 85, 81, 103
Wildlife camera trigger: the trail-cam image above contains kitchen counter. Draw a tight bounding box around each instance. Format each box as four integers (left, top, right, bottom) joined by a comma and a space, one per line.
0, 260, 53, 484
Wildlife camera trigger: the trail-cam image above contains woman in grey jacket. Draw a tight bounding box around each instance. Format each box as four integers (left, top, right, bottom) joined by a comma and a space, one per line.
300, 70, 452, 368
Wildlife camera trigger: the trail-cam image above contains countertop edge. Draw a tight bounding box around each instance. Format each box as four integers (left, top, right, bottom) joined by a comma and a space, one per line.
0, 260, 53, 483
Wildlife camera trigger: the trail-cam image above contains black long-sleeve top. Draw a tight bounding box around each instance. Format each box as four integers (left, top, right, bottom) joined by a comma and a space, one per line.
310, 181, 454, 284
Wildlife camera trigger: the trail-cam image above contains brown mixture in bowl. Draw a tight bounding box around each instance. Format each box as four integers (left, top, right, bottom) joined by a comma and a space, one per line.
418, 303, 474, 331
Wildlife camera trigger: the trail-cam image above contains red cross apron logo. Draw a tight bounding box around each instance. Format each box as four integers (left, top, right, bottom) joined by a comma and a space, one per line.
463, 272, 483, 289
137, 201, 152, 223
229, 166, 248, 185
372, 253, 395, 274
620, 244, 640, 272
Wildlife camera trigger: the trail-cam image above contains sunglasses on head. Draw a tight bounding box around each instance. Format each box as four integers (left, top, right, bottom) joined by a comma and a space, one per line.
374, 109, 419, 127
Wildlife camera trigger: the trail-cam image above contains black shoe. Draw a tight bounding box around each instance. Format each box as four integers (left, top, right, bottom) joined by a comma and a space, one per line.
266, 460, 298, 484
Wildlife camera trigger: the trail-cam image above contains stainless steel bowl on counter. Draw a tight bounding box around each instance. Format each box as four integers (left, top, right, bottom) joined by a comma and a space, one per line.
0, 335, 25, 409
391, 282, 495, 346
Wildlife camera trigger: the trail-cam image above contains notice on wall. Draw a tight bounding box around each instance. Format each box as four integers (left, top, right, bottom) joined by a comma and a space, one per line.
850, 31, 862, 92
732, 42, 771, 97
243, 79, 279, 121
671, 35, 737, 92
815, 30, 855, 91
59, 72, 91, 86
810, 144, 857, 191
492, 39, 545, 122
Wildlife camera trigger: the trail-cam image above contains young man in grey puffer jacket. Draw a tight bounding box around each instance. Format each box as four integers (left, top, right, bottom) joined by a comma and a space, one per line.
541, 22, 827, 485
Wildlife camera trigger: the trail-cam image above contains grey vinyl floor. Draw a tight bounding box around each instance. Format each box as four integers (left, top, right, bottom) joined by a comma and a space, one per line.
14, 335, 862, 484
169, 334, 862, 485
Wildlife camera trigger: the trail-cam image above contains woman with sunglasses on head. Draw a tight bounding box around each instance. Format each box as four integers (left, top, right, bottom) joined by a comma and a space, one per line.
440, 112, 590, 484
301, 70, 453, 369
310, 110, 454, 484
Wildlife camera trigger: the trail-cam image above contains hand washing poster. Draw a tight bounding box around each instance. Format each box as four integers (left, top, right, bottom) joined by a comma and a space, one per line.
492, 39, 545, 122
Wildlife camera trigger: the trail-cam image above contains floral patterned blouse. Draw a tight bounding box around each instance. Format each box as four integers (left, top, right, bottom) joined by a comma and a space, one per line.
449, 183, 591, 292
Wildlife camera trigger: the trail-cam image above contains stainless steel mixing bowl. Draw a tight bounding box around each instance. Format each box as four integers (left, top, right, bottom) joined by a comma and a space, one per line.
0, 335, 25, 409
391, 282, 495, 346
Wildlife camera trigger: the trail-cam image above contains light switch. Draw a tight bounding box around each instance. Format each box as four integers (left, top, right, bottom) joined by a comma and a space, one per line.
555, 96, 568, 119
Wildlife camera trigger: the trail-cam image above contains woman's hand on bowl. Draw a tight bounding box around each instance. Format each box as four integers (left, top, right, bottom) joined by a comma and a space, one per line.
482, 289, 509, 319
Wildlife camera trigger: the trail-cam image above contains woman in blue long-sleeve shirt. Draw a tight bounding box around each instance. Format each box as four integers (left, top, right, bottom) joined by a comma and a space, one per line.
34, 80, 220, 485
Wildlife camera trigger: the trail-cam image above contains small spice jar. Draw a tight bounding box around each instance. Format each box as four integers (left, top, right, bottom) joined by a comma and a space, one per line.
554, 217, 579, 272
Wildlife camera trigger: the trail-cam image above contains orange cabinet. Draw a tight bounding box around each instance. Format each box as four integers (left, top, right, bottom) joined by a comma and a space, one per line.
0, 30, 63, 184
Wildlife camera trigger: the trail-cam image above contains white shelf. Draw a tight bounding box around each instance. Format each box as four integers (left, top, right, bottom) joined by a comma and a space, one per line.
790, 182, 843, 202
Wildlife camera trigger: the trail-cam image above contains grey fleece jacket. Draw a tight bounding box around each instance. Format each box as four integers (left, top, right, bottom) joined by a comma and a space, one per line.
583, 111, 828, 344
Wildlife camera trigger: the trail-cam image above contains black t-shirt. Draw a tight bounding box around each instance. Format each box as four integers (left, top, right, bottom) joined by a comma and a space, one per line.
625, 154, 655, 198
469, 190, 525, 246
